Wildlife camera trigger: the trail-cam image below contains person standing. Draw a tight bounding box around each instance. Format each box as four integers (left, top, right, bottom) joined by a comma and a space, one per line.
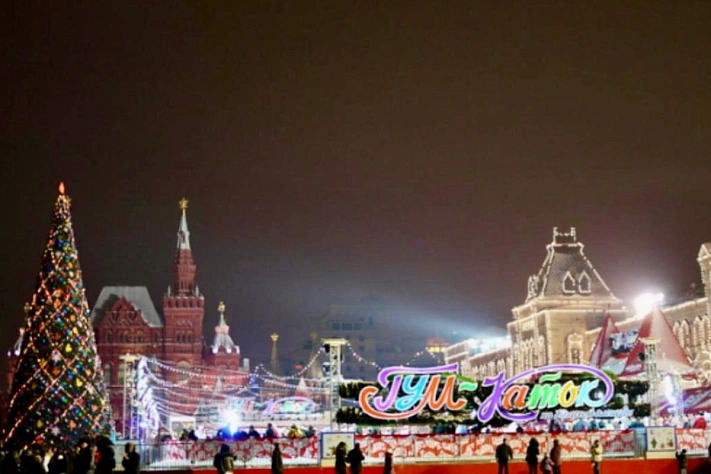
590, 440, 602, 474
526, 438, 540, 474
346, 443, 364, 474
676, 449, 688, 474
334, 442, 347, 474
495, 438, 514, 474
550, 439, 562, 474
271, 444, 284, 474
383, 451, 394, 474
122, 443, 140, 474
95, 437, 115, 474
73, 439, 94, 474
213, 444, 234, 474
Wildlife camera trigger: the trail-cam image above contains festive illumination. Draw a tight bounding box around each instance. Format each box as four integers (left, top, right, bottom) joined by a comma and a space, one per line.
358, 363, 614, 423
634, 292, 664, 317
3, 183, 111, 449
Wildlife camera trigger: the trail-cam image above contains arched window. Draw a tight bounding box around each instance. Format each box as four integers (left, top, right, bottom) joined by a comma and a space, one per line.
562, 272, 576, 294
106, 331, 113, 343
578, 272, 591, 294
103, 364, 112, 386
118, 362, 127, 385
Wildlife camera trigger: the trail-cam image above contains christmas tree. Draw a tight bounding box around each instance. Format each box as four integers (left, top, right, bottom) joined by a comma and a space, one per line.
3, 183, 111, 449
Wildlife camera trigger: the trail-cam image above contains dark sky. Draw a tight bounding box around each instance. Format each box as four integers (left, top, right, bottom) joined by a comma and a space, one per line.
1, 2, 710, 372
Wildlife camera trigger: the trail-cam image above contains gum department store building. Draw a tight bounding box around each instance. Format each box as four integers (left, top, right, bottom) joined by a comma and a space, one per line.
444, 227, 711, 380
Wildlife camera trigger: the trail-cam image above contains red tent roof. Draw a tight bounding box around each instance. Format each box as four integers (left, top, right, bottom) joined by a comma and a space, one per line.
619, 306, 693, 377
589, 313, 620, 368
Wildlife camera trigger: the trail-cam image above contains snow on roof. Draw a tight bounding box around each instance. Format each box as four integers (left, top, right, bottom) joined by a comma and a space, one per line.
90, 286, 163, 327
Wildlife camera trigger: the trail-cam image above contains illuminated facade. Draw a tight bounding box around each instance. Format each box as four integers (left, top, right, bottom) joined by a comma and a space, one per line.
445, 229, 711, 379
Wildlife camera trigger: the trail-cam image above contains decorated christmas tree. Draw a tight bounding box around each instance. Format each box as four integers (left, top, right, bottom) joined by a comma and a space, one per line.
3, 183, 111, 449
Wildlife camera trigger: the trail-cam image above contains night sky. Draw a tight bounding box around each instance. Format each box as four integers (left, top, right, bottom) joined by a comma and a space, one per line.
1, 2, 710, 376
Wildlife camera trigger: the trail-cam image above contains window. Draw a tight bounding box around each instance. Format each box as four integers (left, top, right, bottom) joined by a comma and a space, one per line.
342, 323, 353, 330
354, 323, 362, 330
332, 322, 341, 330
103, 364, 112, 385
118, 362, 127, 385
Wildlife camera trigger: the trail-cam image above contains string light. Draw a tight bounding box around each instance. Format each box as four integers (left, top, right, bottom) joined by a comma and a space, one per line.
4, 184, 111, 449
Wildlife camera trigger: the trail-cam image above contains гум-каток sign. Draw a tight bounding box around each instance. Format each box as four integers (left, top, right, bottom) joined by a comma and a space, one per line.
358, 363, 614, 423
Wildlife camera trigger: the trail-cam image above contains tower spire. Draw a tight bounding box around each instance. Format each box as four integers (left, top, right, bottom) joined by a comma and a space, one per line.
212, 302, 238, 354
270, 333, 281, 375
177, 197, 191, 250
169, 198, 197, 296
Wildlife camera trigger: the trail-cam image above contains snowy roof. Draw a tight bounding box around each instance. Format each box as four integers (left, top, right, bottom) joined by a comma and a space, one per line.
90, 286, 163, 327
526, 227, 619, 302
619, 306, 693, 377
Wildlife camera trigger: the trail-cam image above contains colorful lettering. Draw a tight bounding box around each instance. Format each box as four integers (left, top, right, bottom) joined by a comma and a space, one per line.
358, 363, 614, 423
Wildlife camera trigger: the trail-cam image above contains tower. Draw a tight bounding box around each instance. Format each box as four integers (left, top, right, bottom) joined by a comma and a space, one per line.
270, 333, 281, 375
206, 302, 241, 372
163, 198, 205, 372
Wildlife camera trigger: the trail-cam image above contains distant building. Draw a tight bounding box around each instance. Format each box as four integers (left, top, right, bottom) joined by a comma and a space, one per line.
290, 297, 437, 381
445, 228, 711, 379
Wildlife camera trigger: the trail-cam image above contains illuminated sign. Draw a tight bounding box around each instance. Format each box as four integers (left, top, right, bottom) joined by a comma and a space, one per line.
358, 363, 614, 423
262, 396, 317, 415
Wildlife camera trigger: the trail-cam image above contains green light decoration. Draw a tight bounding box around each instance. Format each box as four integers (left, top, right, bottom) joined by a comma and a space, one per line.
3, 182, 112, 449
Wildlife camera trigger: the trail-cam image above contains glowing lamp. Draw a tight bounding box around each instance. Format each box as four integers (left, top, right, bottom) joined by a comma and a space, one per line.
634, 292, 664, 318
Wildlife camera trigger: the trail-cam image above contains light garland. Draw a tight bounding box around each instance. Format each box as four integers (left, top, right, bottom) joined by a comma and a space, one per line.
4, 184, 111, 449
254, 347, 325, 381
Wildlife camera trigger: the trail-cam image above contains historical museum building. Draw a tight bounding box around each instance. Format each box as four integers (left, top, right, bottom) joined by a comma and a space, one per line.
445, 228, 711, 380
7, 200, 248, 426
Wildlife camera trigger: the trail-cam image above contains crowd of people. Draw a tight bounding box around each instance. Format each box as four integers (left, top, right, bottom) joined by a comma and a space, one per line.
0, 436, 139, 474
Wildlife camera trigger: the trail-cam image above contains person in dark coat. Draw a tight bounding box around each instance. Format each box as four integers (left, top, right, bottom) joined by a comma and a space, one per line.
95, 437, 115, 474
382, 451, 394, 474
334, 442, 347, 474
271, 444, 284, 474
213, 444, 234, 474
73, 439, 95, 474
121, 443, 140, 474
550, 439, 562, 474
525, 438, 540, 474
495, 438, 514, 474
345, 443, 364, 474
